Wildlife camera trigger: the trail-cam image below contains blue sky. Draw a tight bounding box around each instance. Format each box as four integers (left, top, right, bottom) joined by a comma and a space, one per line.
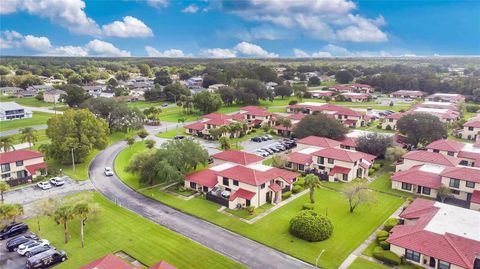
0, 0, 479, 57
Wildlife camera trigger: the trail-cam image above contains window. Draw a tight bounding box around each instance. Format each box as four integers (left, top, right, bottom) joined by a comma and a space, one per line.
466, 181, 475, 188
452, 189, 460, 195
1, 173, 10, 179
190, 182, 197, 189
298, 164, 304, 171
447, 151, 454, 156
285, 162, 292, 168
422, 187, 431, 195
223, 177, 229, 186
459, 160, 469, 166
261, 183, 265, 189
405, 249, 420, 262
328, 158, 334, 164
233, 180, 239, 186
401, 182, 412, 191
438, 260, 450, 269
433, 149, 439, 153
318, 157, 324, 164
1, 163, 10, 173
342, 174, 348, 181
15, 160, 23, 167
449, 178, 460, 188
469, 127, 474, 131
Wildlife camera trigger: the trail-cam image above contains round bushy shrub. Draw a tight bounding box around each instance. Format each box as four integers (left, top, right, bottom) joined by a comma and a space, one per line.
369, 168, 376, 175
289, 100, 298, 105
292, 185, 302, 194
302, 203, 314, 210
289, 210, 333, 242
379, 240, 390, 250
282, 191, 292, 200
383, 218, 399, 232
376, 230, 389, 242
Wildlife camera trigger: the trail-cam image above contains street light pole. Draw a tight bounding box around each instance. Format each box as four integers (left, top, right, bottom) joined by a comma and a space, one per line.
71, 147, 75, 172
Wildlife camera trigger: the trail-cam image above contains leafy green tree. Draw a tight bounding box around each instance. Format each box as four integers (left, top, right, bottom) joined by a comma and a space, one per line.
61, 84, 89, 107
115, 71, 130, 81
277, 117, 292, 134
20, 127, 38, 149
217, 86, 236, 106
137, 129, 149, 140
193, 91, 223, 114
294, 114, 348, 140
219, 136, 231, 150
255, 66, 278, 83
437, 184, 453, 203
54, 205, 75, 243
208, 128, 222, 140
67, 74, 84, 85
107, 78, 118, 90
72, 194, 100, 248
154, 71, 172, 86
385, 146, 406, 162
397, 113, 447, 146
0, 137, 15, 152
344, 183, 376, 213
335, 70, 354, 84
145, 139, 156, 149
0, 65, 10, 75
126, 151, 158, 185
234, 79, 268, 105
32, 198, 58, 231
308, 76, 321, 86
46, 109, 109, 164
202, 75, 219, 88
138, 64, 152, 77
0, 182, 10, 204
304, 174, 321, 204
355, 133, 393, 157
144, 84, 163, 101
0, 203, 23, 223
164, 82, 190, 102
126, 137, 135, 146
274, 85, 293, 99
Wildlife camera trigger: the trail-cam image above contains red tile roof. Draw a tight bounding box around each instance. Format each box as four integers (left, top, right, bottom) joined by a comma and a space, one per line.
349, 83, 372, 88
0, 149, 43, 164
212, 150, 263, 165
341, 93, 369, 99
215, 165, 299, 186
269, 183, 281, 192
185, 169, 218, 188
464, 117, 480, 128
205, 118, 232, 126
471, 190, 480, 204
297, 136, 341, 148
457, 150, 480, 162
391, 165, 442, 189
149, 261, 177, 269
184, 121, 205, 131
231, 113, 245, 121
79, 254, 133, 269
402, 151, 460, 167
386, 112, 404, 120
25, 162, 47, 174
286, 152, 312, 165
440, 166, 480, 183
390, 90, 425, 97
343, 119, 357, 126
338, 137, 357, 148
329, 166, 351, 176
240, 106, 271, 117
287, 113, 305, 121
426, 139, 465, 153
229, 188, 256, 201
313, 148, 376, 163
265, 167, 300, 184
203, 112, 232, 120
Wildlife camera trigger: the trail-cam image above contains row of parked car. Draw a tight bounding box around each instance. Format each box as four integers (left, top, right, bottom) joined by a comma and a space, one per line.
36, 176, 67, 190
1, 222, 67, 269
255, 139, 297, 157
250, 134, 274, 142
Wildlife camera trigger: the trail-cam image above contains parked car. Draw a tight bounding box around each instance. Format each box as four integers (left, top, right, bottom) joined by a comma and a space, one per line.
36, 181, 52, 190
6, 234, 39, 252
0, 223, 29, 240
174, 135, 185, 140
49, 177, 65, 187
251, 137, 262, 142
265, 134, 273, 140
262, 135, 271, 140
104, 167, 114, 176
262, 148, 274, 154
25, 245, 53, 258
260, 136, 268, 141
161, 103, 169, 107
26, 249, 67, 269
269, 147, 280, 153
17, 240, 50, 256
208, 157, 214, 164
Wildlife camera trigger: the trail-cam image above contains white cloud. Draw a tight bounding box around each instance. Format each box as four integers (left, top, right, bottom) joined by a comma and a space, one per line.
22, 35, 52, 52
85, 39, 131, 57
293, 49, 310, 58
146, 0, 169, 8
53, 46, 88, 56
233, 41, 278, 58
182, 4, 199, 13
0, 30, 22, 48
145, 46, 188, 57
102, 16, 153, 38
228, 0, 388, 43
201, 48, 237, 58
293, 44, 392, 57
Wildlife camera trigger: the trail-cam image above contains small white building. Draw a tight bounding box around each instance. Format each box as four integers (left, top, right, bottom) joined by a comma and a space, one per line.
0, 102, 33, 121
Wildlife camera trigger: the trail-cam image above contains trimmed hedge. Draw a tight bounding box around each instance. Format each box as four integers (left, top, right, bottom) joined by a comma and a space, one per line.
293, 178, 305, 187
302, 203, 314, 210
384, 218, 399, 232
372, 249, 401, 265
376, 230, 389, 242
373, 163, 382, 170
289, 210, 333, 242
282, 191, 292, 200
379, 240, 390, 250
369, 168, 376, 174
292, 185, 302, 194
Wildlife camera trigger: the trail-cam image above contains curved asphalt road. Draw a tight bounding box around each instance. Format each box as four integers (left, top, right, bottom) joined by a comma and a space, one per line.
89, 141, 315, 269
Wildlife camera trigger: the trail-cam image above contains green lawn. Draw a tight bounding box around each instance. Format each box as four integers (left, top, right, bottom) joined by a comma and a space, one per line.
0, 112, 53, 131
126, 101, 166, 110
0, 97, 58, 107
362, 240, 378, 257
156, 127, 186, 138
115, 144, 404, 268
24, 192, 244, 269
157, 107, 202, 122
348, 257, 389, 269
368, 164, 412, 198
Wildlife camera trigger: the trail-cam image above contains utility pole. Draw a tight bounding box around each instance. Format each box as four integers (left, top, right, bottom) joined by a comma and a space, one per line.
71, 147, 75, 172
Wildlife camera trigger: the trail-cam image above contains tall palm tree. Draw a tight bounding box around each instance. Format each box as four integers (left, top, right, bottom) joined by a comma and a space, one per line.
0, 137, 15, 152
73, 202, 99, 248
54, 205, 75, 244
304, 174, 321, 204
208, 127, 222, 140
0, 182, 10, 204
0, 203, 24, 223
20, 127, 38, 149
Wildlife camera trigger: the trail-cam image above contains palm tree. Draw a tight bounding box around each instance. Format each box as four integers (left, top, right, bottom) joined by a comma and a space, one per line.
208, 127, 222, 140
20, 127, 38, 149
32, 198, 58, 231
304, 174, 321, 204
73, 202, 99, 248
0, 182, 10, 204
0, 203, 24, 223
228, 122, 242, 138
54, 205, 75, 243
0, 137, 15, 152
186, 96, 194, 114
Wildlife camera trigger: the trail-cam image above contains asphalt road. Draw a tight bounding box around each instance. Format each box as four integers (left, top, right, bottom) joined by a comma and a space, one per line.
89, 141, 315, 269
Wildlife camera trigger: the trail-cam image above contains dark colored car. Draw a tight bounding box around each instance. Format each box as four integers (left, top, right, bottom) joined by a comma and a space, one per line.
250, 137, 262, 142
26, 249, 67, 269
6, 234, 38, 252
26, 245, 53, 258
174, 135, 185, 140
0, 222, 29, 240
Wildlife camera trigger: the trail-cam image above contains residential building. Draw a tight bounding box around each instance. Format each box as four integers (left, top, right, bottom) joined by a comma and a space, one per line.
43, 89, 66, 103
0, 149, 47, 184
395, 150, 461, 172
26, 85, 54, 92
184, 113, 239, 139
462, 115, 480, 140
186, 77, 203, 88
310, 90, 333, 99
287, 102, 368, 128
349, 83, 374, 93
272, 113, 304, 136
0, 102, 32, 121
15, 90, 36, 98
184, 150, 300, 209
426, 93, 465, 103
83, 85, 106, 97
237, 106, 275, 125
328, 85, 353, 93
387, 199, 480, 269
425, 139, 480, 167
0, 86, 23, 95
80, 253, 176, 269
390, 90, 426, 99
210, 150, 263, 166
340, 92, 370, 102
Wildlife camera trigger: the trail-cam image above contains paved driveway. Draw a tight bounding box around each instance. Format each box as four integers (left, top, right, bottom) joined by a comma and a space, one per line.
240, 138, 283, 153
89, 141, 314, 269
0, 234, 28, 269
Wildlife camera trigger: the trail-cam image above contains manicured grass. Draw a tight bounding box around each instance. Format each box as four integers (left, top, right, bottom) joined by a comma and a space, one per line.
368, 170, 412, 198
348, 257, 389, 269
157, 127, 186, 138
166, 184, 196, 196
0, 97, 57, 107
114, 146, 404, 269
126, 101, 166, 109
362, 240, 379, 257
224, 203, 274, 220
262, 157, 273, 166
157, 107, 202, 122
4, 129, 48, 145
267, 107, 287, 113
0, 112, 53, 131
24, 192, 245, 269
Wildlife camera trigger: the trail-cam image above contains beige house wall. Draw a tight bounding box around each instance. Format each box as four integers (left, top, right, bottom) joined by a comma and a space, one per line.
461, 126, 480, 140
390, 244, 465, 269
0, 156, 45, 180
391, 181, 438, 198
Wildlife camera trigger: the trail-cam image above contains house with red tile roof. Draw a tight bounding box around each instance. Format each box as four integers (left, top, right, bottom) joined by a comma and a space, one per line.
426, 93, 465, 103
348, 83, 374, 93
440, 166, 480, 209
425, 139, 480, 167
340, 92, 370, 102
387, 199, 480, 269
79, 254, 177, 269
296, 135, 342, 151
0, 149, 46, 186
271, 113, 305, 136
391, 164, 445, 199
390, 90, 426, 99
310, 90, 333, 99
238, 106, 275, 125
395, 151, 461, 172
184, 150, 300, 209
462, 115, 480, 140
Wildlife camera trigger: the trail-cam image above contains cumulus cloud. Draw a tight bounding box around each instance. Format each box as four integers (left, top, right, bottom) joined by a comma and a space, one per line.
236, 26, 291, 41
226, 0, 388, 42
145, 46, 188, 57
200, 48, 237, 58
0, 30, 22, 48
293, 44, 392, 57
102, 16, 153, 38
293, 49, 312, 58
146, 0, 169, 8
22, 35, 52, 52
85, 39, 131, 57
182, 4, 199, 13
233, 41, 278, 58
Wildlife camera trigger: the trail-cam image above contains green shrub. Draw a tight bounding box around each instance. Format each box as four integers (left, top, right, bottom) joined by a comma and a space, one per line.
369, 168, 376, 175
289, 100, 298, 105
384, 218, 399, 231
302, 203, 314, 210
385, 125, 392, 131
247, 206, 255, 215
376, 230, 389, 242
282, 191, 292, 200
293, 178, 305, 187
376, 124, 382, 129
379, 240, 390, 250
292, 185, 302, 194
373, 250, 401, 265
373, 163, 381, 170
289, 210, 333, 242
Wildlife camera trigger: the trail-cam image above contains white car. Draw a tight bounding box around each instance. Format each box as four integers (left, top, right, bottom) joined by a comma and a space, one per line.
36, 181, 52, 190
49, 177, 65, 186
17, 239, 49, 256
104, 167, 114, 176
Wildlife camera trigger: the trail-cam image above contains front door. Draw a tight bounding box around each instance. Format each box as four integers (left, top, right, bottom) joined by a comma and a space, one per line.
356, 168, 362, 178
429, 257, 436, 267
246, 199, 251, 206
417, 186, 422, 194
266, 191, 272, 203
467, 192, 472, 201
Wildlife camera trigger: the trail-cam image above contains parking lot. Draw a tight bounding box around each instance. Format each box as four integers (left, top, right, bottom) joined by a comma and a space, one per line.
0, 233, 31, 269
